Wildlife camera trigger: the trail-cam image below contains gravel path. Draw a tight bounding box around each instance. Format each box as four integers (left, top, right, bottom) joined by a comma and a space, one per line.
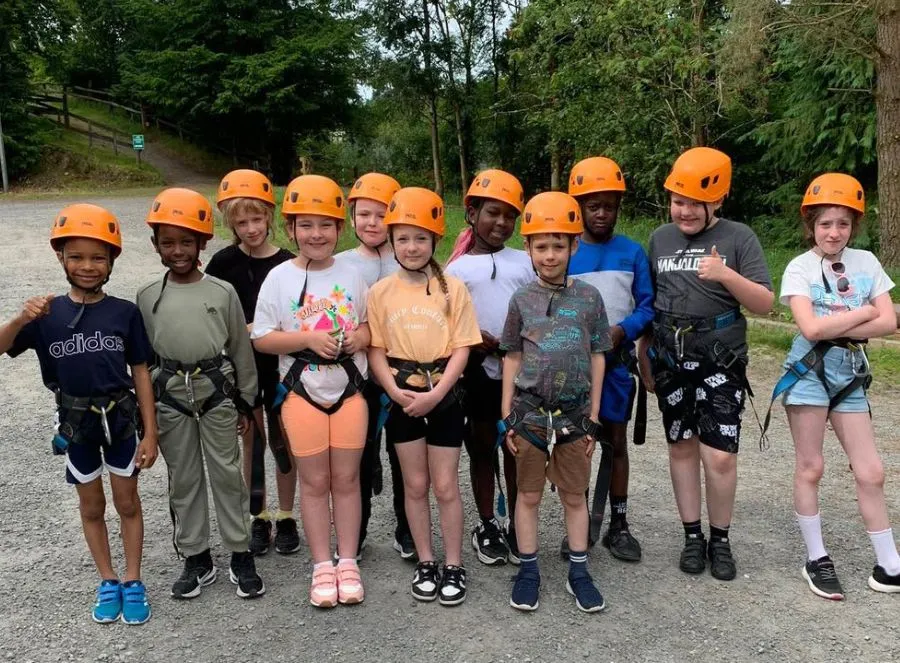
1, 196, 898, 663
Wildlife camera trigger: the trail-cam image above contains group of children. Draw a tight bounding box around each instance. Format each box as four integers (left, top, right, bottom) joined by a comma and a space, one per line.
2, 146, 899, 625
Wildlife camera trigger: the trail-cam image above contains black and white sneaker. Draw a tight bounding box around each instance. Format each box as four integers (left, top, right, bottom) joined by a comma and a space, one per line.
393, 531, 417, 561
505, 526, 521, 566
411, 561, 441, 602
802, 556, 844, 600
471, 519, 509, 566
438, 565, 467, 606
171, 549, 217, 599
274, 518, 301, 555
868, 565, 900, 593
229, 551, 266, 599
249, 518, 272, 555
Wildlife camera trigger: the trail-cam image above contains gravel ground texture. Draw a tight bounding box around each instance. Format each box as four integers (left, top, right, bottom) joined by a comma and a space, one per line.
1, 196, 898, 663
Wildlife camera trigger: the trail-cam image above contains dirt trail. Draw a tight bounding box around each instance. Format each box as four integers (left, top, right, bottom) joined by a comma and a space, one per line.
0, 196, 899, 663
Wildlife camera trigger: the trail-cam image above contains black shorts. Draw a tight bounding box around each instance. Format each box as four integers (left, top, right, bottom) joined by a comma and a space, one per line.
254, 350, 281, 411
462, 362, 502, 423
651, 357, 746, 454
385, 397, 467, 448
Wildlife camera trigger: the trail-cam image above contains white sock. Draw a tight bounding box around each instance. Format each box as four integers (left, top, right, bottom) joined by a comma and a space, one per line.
796, 512, 828, 561
868, 528, 900, 575
313, 560, 333, 571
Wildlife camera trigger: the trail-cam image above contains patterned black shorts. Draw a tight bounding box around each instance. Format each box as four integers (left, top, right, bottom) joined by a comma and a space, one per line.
651, 357, 746, 454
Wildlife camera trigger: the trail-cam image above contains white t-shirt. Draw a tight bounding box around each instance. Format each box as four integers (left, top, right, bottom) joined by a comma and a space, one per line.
780, 248, 894, 316
334, 247, 398, 288
446, 247, 534, 379
252, 259, 368, 407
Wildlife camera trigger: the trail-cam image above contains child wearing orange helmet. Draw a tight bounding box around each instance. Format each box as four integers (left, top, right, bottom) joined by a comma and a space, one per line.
639, 147, 773, 582
446, 169, 533, 567
567, 156, 654, 563
774, 173, 900, 599
334, 172, 413, 561
206, 170, 300, 557
252, 175, 371, 608
366, 187, 482, 605
499, 191, 612, 614
0, 204, 157, 624
136, 187, 265, 601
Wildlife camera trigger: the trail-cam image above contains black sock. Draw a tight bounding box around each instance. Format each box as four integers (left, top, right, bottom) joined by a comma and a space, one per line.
610, 495, 628, 528
710, 524, 730, 541
683, 520, 702, 538
481, 514, 494, 526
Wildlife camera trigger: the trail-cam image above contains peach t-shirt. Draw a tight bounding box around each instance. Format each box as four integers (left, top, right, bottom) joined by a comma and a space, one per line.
368, 272, 482, 367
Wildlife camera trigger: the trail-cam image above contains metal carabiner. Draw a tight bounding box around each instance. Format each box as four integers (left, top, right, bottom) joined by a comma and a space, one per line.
850, 346, 871, 378
98, 404, 112, 446
184, 369, 201, 423
673, 327, 686, 361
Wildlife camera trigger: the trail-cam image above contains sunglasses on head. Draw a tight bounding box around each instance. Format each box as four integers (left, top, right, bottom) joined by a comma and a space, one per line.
820, 257, 853, 296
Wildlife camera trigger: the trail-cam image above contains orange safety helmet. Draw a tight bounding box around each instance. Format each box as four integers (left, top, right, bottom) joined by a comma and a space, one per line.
801, 173, 865, 215
50, 204, 123, 258
384, 187, 445, 237
464, 169, 525, 213
568, 156, 626, 197
146, 188, 214, 239
281, 174, 346, 220
520, 192, 583, 236
216, 169, 275, 209
664, 147, 731, 203
348, 172, 402, 207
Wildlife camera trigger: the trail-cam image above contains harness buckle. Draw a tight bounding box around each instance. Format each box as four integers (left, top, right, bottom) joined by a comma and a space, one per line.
710, 341, 740, 369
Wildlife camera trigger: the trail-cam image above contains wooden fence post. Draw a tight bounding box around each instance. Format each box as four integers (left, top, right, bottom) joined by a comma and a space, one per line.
88, 121, 93, 148
62, 87, 70, 128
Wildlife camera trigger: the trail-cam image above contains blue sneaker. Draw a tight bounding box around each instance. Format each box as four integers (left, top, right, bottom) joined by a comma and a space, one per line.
566, 573, 606, 613
92, 579, 122, 624
121, 580, 152, 625
509, 567, 540, 611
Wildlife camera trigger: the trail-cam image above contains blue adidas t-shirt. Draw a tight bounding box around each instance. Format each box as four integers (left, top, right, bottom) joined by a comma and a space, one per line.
8, 295, 152, 397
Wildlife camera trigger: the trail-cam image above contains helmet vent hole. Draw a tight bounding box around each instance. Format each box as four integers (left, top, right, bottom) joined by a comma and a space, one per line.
290, 192, 299, 203
700, 176, 710, 189
58, 216, 67, 227
109, 222, 117, 234
198, 210, 207, 221
153, 202, 161, 212
568, 211, 576, 222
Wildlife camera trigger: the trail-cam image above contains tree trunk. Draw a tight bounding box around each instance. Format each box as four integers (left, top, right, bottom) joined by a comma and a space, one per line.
454, 102, 469, 196
877, 2, 900, 266
423, 0, 444, 197
550, 142, 561, 191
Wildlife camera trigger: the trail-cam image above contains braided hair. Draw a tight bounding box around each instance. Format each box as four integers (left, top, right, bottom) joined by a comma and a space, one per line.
428, 256, 451, 312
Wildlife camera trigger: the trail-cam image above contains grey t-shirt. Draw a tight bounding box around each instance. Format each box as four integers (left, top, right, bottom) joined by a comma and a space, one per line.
334, 247, 399, 288
500, 280, 611, 425
649, 218, 772, 356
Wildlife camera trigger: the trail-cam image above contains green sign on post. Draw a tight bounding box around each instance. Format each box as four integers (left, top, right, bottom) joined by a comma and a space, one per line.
132, 134, 145, 151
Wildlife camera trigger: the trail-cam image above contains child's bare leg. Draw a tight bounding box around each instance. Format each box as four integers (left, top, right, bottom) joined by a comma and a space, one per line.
514, 490, 542, 554
109, 474, 143, 582
699, 444, 737, 527
394, 440, 434, 560
559, 488, 589, 552
330, 447, 363, 560
76, 479, 116, 580
428, 445, 463, 566
296, 451, 332, 563
668, 437, 702, 522
831, 412, 890, 530
272, 411, 297, 513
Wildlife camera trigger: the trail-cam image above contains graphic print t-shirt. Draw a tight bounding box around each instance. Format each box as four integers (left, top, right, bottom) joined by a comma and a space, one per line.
252, 260, 368, 407
367, 272, 482, 370
500, 279, 611, 421
7, 295, 151, 397
648, 218, 772, 353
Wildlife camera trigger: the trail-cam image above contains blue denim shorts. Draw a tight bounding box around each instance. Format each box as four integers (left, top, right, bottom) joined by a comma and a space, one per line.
782, 336, 869, 412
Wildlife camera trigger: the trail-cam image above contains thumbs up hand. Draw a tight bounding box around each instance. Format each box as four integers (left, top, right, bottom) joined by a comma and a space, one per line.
698, 245, 727, 282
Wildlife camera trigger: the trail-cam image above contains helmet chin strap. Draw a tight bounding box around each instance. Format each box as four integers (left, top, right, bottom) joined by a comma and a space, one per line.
64, 261, 112, 329
530, 237, 573, 317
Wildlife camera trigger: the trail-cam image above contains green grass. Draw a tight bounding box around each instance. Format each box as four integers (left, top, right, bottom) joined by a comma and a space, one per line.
12, 119, 163, 192
65, 97, 234, 176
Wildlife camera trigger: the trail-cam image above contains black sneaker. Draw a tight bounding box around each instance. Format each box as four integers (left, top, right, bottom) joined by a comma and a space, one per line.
274, 518, 301, 555
868, 565, 900, 593
471, 519, 509, 566
679, 533, 706, 574
707, 536, 736, 581
393, 530, 417, 561
171, 549, 217, 599
802, 556, 844, 600
438, 565, 467, 606
602, 524, 642, 562
229, 551, 265, 599
411, 561, 441, 601
249, 518, 272, 556
505, 526, 521, 566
